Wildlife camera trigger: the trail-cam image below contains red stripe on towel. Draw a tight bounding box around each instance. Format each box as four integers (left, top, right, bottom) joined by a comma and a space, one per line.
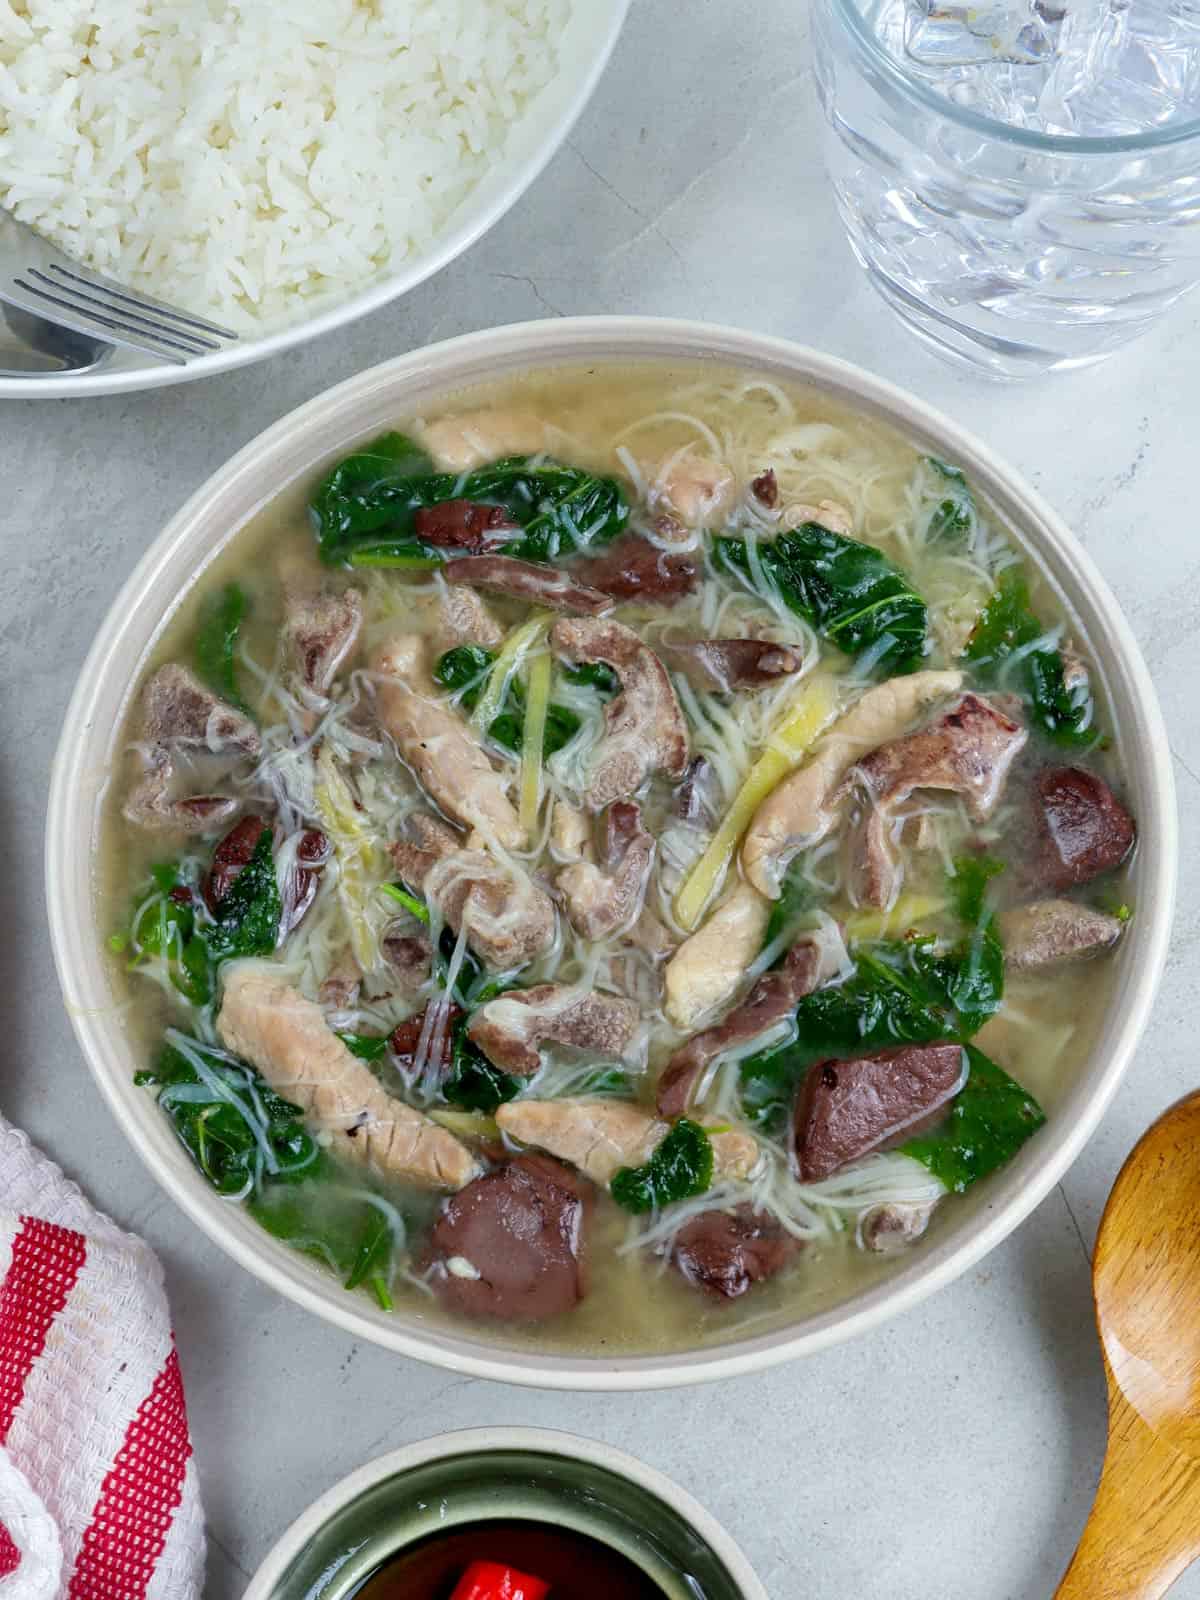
0, 1216, 87, 1440
0, 1519, 21, 1577
66, 1345, 192, 1600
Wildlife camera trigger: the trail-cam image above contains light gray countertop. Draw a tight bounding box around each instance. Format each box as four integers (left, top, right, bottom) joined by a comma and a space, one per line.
3, 2, 1198, 1596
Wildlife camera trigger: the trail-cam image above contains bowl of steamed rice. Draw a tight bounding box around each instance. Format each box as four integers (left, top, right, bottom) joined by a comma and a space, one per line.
0, 0, 627, 397
46, 317, 1176, 1387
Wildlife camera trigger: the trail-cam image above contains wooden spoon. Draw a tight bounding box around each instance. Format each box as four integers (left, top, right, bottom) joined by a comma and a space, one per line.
1056, 1091, 1200, 1598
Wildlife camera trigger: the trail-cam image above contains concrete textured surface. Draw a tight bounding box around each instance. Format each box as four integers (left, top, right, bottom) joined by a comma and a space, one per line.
2, 1, 1198, 1596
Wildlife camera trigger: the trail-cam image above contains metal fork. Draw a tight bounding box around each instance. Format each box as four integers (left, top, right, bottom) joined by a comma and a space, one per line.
0, 208, 239, 369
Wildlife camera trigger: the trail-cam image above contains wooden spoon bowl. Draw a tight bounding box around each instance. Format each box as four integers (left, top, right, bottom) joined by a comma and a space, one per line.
1056, 1090, 1200, 1598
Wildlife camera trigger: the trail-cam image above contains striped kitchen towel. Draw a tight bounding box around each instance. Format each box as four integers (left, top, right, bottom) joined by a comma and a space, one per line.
0, 1116, 204, 1600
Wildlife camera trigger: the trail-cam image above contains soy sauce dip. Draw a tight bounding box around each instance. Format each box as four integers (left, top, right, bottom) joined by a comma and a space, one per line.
350, 1519, 668, 1599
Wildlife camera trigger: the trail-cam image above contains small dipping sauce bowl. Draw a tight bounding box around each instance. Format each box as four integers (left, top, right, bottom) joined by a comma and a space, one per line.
242, 1427, 768, 1600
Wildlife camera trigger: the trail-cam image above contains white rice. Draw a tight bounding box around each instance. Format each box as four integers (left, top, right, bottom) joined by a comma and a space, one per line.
0, 0, 568, 328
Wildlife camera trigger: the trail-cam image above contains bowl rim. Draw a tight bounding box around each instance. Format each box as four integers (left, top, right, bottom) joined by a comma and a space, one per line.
45, 315, 1178, 1390
0, 0, 629, 401
239, 1425, 770, 1600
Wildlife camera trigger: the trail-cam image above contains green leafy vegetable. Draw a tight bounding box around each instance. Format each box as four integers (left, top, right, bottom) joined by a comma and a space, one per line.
137, 1038, 317, 1195
923, 458, 978, 548
310, 432, 436, 554
611, 1119, 714, 1214
713, 522, 928, 675
194, 582, 250, 715
142, 1029, 407, 1310
562, 661, 618, 695
434, 645, 581, 758
963, 568, 1098, 748
338, 1034, 389, 1063
204, 825, 281, 962
444, 1023, 520, 1113
902, 1044, 1045, 1192
125, 863, 211, 1006
761, 860, 818, 957
739, 932, 1002, 1130
249, 1178, 405, 1310
434, 644, 495, 709
311, 437, 629, 567
379, 883, 431, 923
946, 855, 1005, 1037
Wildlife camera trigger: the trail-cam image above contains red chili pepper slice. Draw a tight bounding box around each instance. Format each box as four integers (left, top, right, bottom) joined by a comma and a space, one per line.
449, 1558, 551, 1600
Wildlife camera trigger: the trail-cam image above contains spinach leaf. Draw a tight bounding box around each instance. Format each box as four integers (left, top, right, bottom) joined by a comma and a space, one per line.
902, 1044, 1045, 1192
562, 661, 618, 695
611, 1119, 714, 1214
195, 582, 250, 715
434, 645, 581, 758
444, 1022, 520, 1113
138, 1039, 317, 1196
761, 860, 818, 957
963, 568, 1098, 748
713, 522, 927, 675
739, 935, 996, 1130
204, 826, 281, 962
434, 644, 495, 710
127, 866, 212, 1006
311, 441, 629, 567
310, 432, 436, 560
487, 701, 581, 759
923, 458, 977, 548
249, 1178, 404, 1310
342, 1210, 395, 1306
338, 1033, 389, 1063
946, 855, 1005, 1038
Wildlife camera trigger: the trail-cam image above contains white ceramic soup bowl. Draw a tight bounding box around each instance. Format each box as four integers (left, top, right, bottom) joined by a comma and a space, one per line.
46, 317, 1176, 1390
0, 1, 628, 400
241, 1427, 769, 1600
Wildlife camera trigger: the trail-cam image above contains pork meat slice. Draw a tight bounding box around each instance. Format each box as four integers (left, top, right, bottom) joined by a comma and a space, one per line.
372, 633, 523, 848
390, 813, 556, 972
556, 801, 655, 941
656, 923, 848, 1118
669, 1204, 802, 1299
845, 692, 1027, 909
663, 881, 770, 1031
420, 408, 550, 472
468, 985, 640, 1076
653, 454, 734, 528
423, 1154, 591, 1322
660, 639, 804, 695
999, 898, 1124, 972
281, 571, 363, 695
123, 663, 261, 834
1033, 766, 1136, 890
792, 1042, 966, 1182
217, 966, 476, 1189
551, 617, 689, 808
495, 1097, 759, 1188
741, 670, 964, 898
443, 555, 613, 616
569, 535, 699, 605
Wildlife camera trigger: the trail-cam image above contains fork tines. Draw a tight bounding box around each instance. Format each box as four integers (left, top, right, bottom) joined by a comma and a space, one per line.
8, 259, 238, 366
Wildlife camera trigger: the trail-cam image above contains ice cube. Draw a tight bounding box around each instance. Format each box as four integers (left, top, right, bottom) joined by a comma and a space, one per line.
1036, 0, 1200, 134
904, 0, 1063, 67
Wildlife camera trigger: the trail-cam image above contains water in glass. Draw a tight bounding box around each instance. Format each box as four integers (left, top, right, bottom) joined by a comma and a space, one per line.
813, 0, 1200, 375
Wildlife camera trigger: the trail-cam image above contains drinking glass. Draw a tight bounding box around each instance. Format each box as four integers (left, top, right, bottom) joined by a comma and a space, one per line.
811, 0, 1200, 378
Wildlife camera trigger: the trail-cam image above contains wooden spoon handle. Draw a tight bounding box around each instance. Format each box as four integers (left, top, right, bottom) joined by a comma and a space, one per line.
1056, 1389, 1200, 1600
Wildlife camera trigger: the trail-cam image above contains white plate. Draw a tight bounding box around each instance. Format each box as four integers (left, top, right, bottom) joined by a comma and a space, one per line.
0, 1, 628, 399
45, 317, 1177, 1388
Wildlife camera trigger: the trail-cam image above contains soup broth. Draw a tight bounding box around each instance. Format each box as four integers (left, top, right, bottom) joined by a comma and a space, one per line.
100, 363, 1134, 1354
